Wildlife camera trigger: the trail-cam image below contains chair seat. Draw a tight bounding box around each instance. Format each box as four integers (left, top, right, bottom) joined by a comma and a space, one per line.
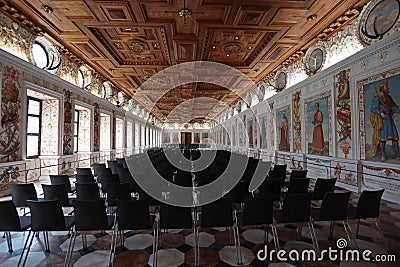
107, 215, 115, 228
19, 216, 31, 231
273, 210, 282, 222
310, 208, 321, 221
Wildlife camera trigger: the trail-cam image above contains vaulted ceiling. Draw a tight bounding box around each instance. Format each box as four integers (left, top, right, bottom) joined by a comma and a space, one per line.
0, 0, 368, 123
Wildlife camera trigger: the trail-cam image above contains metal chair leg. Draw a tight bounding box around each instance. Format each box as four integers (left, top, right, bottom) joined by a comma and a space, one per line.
356, 219, 360, 237
271, 224, 280, 251
17, 231, 32, 267
297, 223, 302, 240
44, 231, 50, 252
64, 230, 77, 267
6, 231, 13, 252
329, 221, 334, 239
21, 231, 36, 267
373, 218, 389, 253
308, 220, 320, 253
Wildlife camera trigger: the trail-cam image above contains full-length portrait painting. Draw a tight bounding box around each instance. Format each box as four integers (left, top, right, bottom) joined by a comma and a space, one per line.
259, 113, 267, 149
277, 106, 290, 152
359, 70, 400, 163
305, 94, 330, 156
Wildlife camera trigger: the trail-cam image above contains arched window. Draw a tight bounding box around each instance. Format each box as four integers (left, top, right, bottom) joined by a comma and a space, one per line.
30, 37, 61, 75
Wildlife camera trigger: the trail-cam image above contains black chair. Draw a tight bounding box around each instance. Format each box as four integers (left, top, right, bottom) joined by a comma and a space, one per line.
310, 192, 353, 250
226, 180, 250, 205
347, 189, 387, 251
289, 169, 308, 179
75, 183, 101, 201
241, 197, 279, 251
76, 167, 93, 176
117, 167, 140, 192
98, 174, 120, 189
19, 200, 74, 266
10, 183, 38, 208
104, 183, 131, 208
273, 193, 318, 250
42, 184, 72, 207
75, 174, 96, 184
259, 179, 282, 203
156, 204, 193, 266
312, 178, 336, 200
116, 158, 125, 167
287, 178, 310, 194
200, 198, 241, 265
65, 200, 116, 266
112, 200, 155, 264
0, 201, 31, 252
273, 164, 287, 171
268, 169, 286, 188
107, 160, 120, 175
93, 163, 110, 177
49, 175, 75, 194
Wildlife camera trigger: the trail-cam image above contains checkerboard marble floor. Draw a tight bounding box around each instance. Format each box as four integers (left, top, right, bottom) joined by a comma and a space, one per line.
0, 178, 399, 266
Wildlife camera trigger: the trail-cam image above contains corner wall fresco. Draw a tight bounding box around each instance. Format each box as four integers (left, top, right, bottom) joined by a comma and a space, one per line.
62, 89, 73, 155
0, 66, 22, 162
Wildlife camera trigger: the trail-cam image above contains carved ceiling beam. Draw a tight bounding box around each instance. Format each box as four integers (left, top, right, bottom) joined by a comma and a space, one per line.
0, 0, 42, 35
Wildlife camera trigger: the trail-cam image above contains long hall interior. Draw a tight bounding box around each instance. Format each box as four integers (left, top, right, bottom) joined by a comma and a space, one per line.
0, 0, 399, 266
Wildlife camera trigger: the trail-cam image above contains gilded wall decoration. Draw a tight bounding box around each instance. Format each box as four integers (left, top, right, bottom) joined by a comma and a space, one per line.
358, 68, 400, 163
292, 91, 302, 153
0, 66, 22, 162
93, 103, 100, 151
62, 89, 73, 155
335, 69, 352, 158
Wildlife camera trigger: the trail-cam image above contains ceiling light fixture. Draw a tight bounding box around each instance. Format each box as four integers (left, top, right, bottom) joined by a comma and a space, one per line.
41, 4, 53, 13
306, 14, 317, 21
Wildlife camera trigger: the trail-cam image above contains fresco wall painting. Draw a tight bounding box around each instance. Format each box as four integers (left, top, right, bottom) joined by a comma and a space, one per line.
78, 110, 91, 151
0, 66, 22, 162
268, 102, 275, 150
93, 103, 100, 151
358, 68, 400, 164
335, 69, 352, 158
100, 114, 111, 150
292, 91, 302, 153
277, 105, 290, 152
305, 91, 331, 156
259, 113, 267, 149
62, 89, 73, 155
41, 99, 59, 155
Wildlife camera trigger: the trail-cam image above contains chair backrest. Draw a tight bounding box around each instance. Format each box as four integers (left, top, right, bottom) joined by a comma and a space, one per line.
116, 158, 125, 167
49, 175, 73, 193
159, 204, 192, 229
76, 167, 93, 176
288, 178, 310, 194
259, 179, 281, 201
268, 169, 286, 188
75, 174, 96, 184
117, 200, 152, 230
10, 183, 38, 207
75, 183, 100, 200
27, 200, 66, 231
356, 189, 384, 219
107, 160, 120, 174
99, 174, 120, 190
201, 198, 233, 228
273, 164, 287, 171
242, 197, 273, 226
72, 200, 109, 231
104, 183, 131, 206
280, 193, 312, 223
226, 180, 250, 204
0, 200, 22, 231
93, 163, 110, 177
42, 184, 70, 206
117, 168, 140, 192
312, 178, 336, 200
290, 170, 308, 179
319, 192, 351, 221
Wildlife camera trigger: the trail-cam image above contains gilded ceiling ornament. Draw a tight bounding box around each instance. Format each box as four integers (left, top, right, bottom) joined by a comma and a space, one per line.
222, 42, 242, 53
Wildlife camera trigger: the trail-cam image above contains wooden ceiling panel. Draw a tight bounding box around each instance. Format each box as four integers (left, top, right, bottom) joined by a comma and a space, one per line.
2, 0, 369, 122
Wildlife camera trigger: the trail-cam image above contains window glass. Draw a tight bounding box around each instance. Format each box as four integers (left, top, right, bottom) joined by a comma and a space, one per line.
31, 43, 48, 69
26, 136, 39, 157
27, 117, 40, 133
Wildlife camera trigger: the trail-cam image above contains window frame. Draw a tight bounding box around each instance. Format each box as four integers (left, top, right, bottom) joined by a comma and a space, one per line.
26, 96, 42, 159
74, 110, 79, 153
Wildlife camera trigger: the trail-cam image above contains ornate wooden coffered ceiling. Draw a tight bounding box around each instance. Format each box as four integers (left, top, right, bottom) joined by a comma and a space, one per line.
1, 0, 368, 123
